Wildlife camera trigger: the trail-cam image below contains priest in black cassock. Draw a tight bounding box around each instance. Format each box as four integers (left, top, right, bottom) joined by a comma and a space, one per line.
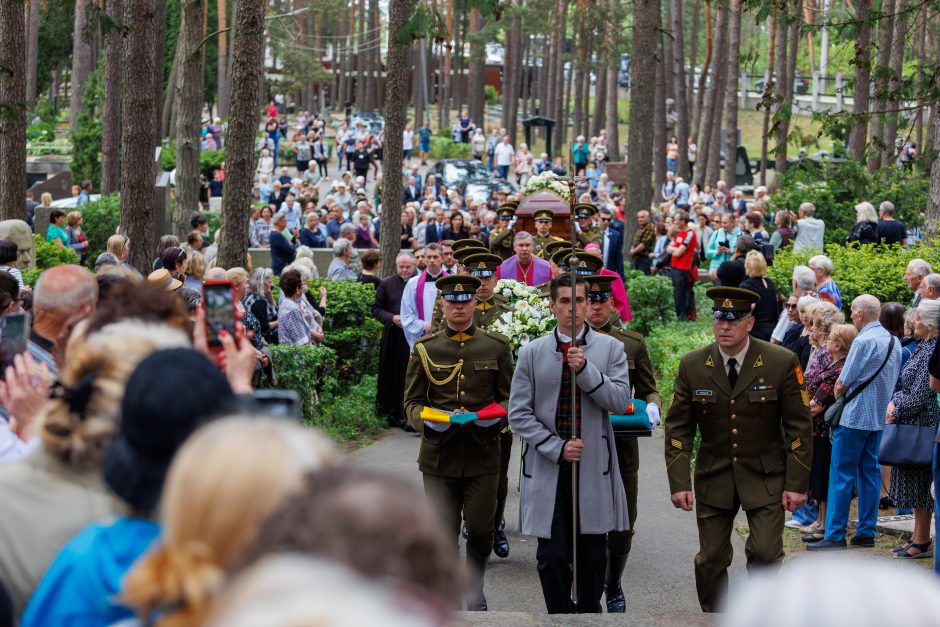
372, 251, 418, 429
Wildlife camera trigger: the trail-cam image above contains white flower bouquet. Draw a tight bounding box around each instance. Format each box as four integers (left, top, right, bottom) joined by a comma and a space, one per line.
491, 280, 556, 357
522, 171, 571, 202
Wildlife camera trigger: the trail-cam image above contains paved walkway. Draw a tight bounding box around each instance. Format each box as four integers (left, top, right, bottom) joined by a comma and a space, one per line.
349, 429, 747, 621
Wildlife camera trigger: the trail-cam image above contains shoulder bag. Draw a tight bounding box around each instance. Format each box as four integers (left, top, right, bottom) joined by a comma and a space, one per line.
879, 413, 936, 468
824, 337, 895, 428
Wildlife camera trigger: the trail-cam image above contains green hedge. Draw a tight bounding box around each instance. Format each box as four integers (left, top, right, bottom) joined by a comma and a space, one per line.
769, 160, 928, 245
262, 344, 384, 441
767, 243, 939, 312
309, 278, 382, 383
161, 146, 227, 180
24, 235, 79, 286
79, 193, 122, 261
429, 136, 473, 160
623, 271, 676, 335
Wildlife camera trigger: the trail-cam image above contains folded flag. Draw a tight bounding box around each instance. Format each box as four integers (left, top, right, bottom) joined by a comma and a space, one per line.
420, 403, 508, 425
610, 400, 651, 437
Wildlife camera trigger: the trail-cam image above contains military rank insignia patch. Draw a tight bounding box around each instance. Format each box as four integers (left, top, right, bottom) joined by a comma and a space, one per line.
795, 365, 804, 385
791, 438, 802, 450
801, 389, 810, 407
705, 355, 715, 368
753, 354, 764, 368
671, 439, 683, 450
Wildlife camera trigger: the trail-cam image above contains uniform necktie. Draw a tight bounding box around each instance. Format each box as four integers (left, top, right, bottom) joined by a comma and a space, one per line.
727, 357, 738, 388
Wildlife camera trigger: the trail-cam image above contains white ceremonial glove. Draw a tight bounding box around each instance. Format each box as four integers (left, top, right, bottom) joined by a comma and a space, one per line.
647, 403, 661, 429
475, 418, 501, 428
423, 421, 451, 432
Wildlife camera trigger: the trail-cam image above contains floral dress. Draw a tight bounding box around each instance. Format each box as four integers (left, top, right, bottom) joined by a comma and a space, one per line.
804, 347, 835, 437
889, 337, 940, 509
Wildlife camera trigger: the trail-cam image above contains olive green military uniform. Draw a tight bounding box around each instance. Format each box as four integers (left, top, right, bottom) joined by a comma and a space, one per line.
534, 234, 564, 259
595, 320, 661, 557
431, 293, 510, 332
665, 329, 812, 612
489, 204, 518, 261
403, 278, 514, 608
574, 203, 603, 249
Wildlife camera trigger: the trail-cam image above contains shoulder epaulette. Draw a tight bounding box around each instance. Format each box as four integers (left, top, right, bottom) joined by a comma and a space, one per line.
414, 331, 442, 344
482, 329, 510, 343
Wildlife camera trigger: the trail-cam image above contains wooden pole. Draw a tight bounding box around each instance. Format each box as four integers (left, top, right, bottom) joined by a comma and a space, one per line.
568, 148, 579, 604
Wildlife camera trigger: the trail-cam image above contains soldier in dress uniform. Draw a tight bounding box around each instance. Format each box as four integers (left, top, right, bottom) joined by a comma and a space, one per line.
575, 203, 603, 249
664, 287, 812, 613
452, 239, 487, 274
565, 250, 604, 278
583, 275, 662, 613
462, 252, 515, 558
489, 204, 517, 261
533, 209, 564, 259
404, 274, 515, 611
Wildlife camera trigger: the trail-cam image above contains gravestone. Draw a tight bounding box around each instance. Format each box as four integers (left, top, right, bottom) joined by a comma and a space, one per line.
0, 220, 36, 270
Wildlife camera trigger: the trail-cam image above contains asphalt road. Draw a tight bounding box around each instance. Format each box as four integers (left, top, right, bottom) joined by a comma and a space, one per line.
348, 428, 747, 619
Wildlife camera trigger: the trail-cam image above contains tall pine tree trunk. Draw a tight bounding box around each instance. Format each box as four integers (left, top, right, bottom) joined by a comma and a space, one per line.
0, 0, 26, 222
120, 0, 158, 270
692, 4, 712, 148
592, 37, 607, 137
604, 0, 620, 161
69, 0, 93, 130
759, 5, 776, 185
849, 0, 872, 162
467, 9, 484, 125
101, 0, 123, 195
355, 0, 365, 107
506, 9, 523, 143
152, 0, 166, 148
218, 0, 264, 269
704, 0, 729, 187
772, 0, 789, 174
552, 0, 568, 151
161, 47, 181, 139
695, 0, 727, 187
379, 0, 416, 277
671, 0, 690, 178
25, 0, 39, 107
882, 0, 907, 165
867, 0, 894, 171
653, 31, 667, 199
219, 0, 266, 268
571, 3, 587, 140
217, 0, 230, 118
414, 39, 426, 125
624, 0, 660, 249
174, 0, 206, 235
775, 0, 800, 173
723, 0, 742, 185
925, 111, 940, 236
687, 0, 700, 114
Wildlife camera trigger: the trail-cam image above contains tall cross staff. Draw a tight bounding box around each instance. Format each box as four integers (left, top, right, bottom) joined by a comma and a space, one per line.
563, 148, 585, 604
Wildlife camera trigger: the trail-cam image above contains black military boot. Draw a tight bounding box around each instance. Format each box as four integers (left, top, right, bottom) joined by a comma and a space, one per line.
604, 550, 628, 613
466, 553, 489, 611
493, 498, 510, 558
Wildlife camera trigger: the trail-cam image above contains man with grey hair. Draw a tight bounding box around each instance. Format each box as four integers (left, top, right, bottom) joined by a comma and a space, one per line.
31, 265, 98, 376
771, 265, 818, 343
496, 231, 551, 287
877, 201, 907, 246
918, 273, 940, 304
905, 259, 932, 307
327, 239, 356, 281
270, 210, 296, 276
793, 202, 825, 252
808, 295, 901, 551
809, 254, 842, 309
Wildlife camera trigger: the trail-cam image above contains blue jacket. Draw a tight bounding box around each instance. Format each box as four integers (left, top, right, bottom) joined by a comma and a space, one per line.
21, 518, 160, 627
603, 228, 625, 280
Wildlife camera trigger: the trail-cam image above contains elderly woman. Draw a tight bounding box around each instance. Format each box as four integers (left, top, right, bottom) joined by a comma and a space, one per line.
885, 298, 940, 559
283, 262, 325, 345
277, 270, 312, 346
107, 234, 132, 270
769, 211, 795, 251
244, 268, 278, 345
784, 294, 820, 370
184, 252, 206, 292
808, 254, 842, 310
45, 210, 69, 250
801, 323, 857, 542
846, 201, 879, 246
228, 267, 271, 384
739, 251, 778, 341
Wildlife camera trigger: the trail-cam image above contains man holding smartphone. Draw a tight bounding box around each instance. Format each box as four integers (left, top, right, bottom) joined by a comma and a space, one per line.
403, 275, 514, 611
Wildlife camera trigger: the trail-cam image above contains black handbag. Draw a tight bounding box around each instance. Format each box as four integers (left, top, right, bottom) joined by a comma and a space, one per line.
879, 419, 936, 467
824, 337, 895, 428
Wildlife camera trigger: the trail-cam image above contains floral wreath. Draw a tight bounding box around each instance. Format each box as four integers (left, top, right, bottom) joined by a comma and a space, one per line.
522, 171, 571, 202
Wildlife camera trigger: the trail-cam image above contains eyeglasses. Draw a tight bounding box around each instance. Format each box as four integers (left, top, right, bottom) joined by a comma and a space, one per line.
785, 303, 798, 309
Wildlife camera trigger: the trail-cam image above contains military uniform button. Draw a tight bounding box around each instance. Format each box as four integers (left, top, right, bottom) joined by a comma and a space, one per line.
732, 429, 738, 435
460, 343, 465, 348
733, 457, 738, 463
761, 396, 766, 402
731, 414, 737, 420
732, 443, 738, 449
730, 399, 735, 405
460, 391, 466, 396
460, 375, 466, 380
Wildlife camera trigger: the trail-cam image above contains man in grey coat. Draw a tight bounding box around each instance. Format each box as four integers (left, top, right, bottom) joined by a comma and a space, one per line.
509, 274, 631, 613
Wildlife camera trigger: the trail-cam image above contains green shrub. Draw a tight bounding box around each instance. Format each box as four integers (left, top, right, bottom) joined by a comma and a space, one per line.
25, 234, 80, 287
429, 136, 473, 160
263, 343, 338, 420
484, 85, 499, 104
768, 243, 940, 312
309, 279, 382, 382
624, 271, 676, 334
769, 160, 927, 245
315, 375, 385, 441
26, 122, 56, 142
70, 66, 103, 189
647, 320, 713, 414
79, 193, 122, 261
161, 146, 226, 180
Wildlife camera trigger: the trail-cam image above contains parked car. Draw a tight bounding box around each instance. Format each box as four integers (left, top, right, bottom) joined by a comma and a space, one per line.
754, 75, 809, 95
458, 178, 517, 206
426, 159, 491, 189
349, 111, 384, 135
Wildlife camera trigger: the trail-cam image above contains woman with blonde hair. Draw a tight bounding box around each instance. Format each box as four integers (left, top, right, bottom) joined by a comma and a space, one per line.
65, 211, 89, 263
107, 233, 132, 269
0, 322, 190, 615
846, 201, 879, 246
739, 250, 778, 341
185, 251, 206, 292
122, 418, 336, 626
